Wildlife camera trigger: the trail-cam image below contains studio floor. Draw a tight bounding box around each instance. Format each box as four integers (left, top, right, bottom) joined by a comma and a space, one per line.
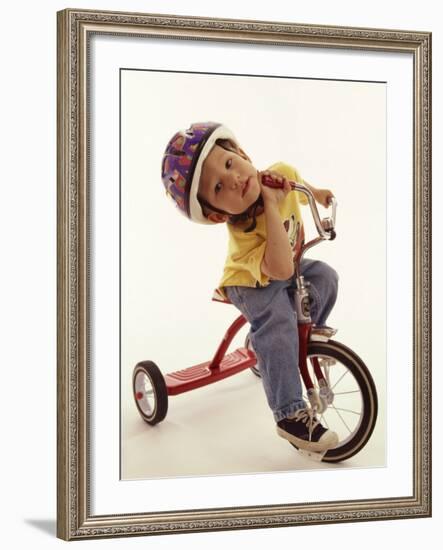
121, 357, 385, 480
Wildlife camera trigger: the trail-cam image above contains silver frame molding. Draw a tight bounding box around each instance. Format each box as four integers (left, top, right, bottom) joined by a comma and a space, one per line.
57, 8, 431, 541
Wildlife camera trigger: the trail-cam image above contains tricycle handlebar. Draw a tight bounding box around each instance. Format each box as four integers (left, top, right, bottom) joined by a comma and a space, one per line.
261, 174, 337, 241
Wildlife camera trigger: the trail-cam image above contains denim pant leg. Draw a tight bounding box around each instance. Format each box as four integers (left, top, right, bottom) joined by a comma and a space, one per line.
225, 282, 306, 422
300, 259, 339, 326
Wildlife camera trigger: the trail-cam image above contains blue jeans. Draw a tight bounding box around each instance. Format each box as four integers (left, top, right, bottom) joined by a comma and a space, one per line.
225, 259, 338, 421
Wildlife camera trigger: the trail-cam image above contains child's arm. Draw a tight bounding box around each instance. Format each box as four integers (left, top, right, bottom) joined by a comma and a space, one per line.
260, 172, 294, 280
302, 179, 334, 208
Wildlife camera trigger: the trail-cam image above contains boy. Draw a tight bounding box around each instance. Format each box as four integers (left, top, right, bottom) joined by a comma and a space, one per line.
162, 121, 339, 452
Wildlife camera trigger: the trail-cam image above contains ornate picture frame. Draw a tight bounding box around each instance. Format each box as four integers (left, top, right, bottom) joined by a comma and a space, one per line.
57, 8, 431, 540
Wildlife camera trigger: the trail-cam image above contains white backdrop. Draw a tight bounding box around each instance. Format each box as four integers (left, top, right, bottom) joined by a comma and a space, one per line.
120, 68, 387, 478
1, 0, 440, 548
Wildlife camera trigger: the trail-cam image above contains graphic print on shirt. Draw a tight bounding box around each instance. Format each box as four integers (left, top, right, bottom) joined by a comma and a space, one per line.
284, 214, 305, 259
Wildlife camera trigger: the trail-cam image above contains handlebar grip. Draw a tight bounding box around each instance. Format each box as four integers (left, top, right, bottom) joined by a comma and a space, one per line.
262, 174, 282, 188
261, 174, 296, 190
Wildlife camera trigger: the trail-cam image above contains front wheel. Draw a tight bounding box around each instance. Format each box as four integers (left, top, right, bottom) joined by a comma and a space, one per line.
304, 340, 378, 463
133, 360, 168, 425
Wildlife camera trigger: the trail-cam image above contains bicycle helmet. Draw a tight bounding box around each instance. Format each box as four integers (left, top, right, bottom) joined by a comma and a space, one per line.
161, 121, 238, 224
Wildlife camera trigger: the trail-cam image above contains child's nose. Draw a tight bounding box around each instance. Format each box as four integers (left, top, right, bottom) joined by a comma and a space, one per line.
229, 174, 241, 189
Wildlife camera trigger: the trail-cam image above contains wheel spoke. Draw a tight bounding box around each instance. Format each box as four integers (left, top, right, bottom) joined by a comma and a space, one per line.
333, 406, 361, 416
331, 405, 353, 434
330, 369, 349, 391
320, 413, 329, 429
334, 390, 361, 396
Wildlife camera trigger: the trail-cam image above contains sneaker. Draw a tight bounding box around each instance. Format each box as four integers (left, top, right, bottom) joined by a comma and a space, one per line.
276, 408, 339, 452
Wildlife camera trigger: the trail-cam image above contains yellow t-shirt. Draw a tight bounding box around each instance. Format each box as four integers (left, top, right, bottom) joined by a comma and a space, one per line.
214, 162, 308, 300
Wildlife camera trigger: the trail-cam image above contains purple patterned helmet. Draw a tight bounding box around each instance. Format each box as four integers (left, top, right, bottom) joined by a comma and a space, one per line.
161, 122, 238, 224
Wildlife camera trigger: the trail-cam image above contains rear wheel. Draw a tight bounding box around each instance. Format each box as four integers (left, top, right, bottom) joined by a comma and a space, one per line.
133, 360, 168, 425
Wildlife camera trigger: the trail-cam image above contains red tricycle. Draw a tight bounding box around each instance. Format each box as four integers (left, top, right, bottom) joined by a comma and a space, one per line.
133, 178, 378, 463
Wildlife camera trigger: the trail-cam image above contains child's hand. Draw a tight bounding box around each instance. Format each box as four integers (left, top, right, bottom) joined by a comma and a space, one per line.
313, 188, 335, 208
259, 171, 291, 206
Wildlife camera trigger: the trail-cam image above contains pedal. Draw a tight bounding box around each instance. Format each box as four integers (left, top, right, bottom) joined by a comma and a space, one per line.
298, 448, 327, 462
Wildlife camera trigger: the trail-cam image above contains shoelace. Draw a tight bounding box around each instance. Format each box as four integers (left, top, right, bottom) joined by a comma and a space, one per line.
292, 408, 319, 441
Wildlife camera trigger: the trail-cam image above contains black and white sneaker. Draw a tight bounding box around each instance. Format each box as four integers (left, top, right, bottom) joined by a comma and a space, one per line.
276, 408, 338, 452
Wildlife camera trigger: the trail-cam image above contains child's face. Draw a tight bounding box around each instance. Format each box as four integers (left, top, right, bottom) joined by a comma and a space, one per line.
198, 144, 261, 220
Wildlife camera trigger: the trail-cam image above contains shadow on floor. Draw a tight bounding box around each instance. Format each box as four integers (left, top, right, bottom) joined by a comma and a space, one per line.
25, 519, 56, 537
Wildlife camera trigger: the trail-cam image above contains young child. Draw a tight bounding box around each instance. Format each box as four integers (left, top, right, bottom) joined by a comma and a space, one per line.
161, 121, 339, 453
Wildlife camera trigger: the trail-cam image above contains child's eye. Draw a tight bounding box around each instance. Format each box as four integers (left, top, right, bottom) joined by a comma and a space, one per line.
215, 182, 222, 194
226, 159, 232, 169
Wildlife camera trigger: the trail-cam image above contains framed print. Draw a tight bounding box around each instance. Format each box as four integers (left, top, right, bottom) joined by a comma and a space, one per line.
57, 8, 431, 540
